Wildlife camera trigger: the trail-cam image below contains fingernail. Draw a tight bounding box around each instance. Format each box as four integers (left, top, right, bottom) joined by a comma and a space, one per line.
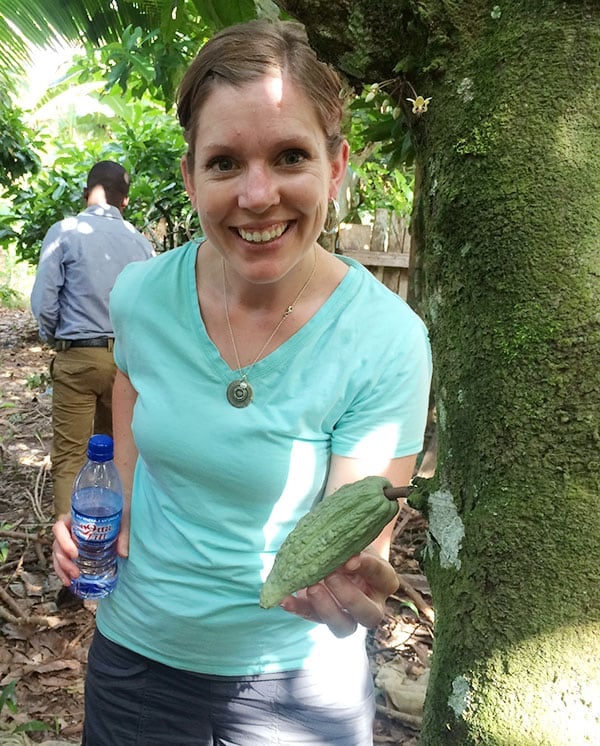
345, 557, 360, 572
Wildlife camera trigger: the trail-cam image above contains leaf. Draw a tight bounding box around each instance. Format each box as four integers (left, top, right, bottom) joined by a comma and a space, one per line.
51, 183, 66, 201
0, 679, 18, 714
362, 119, 396, 142
189, 0, 258, 30
14, 719, 51, 733
400, 600, 420, 617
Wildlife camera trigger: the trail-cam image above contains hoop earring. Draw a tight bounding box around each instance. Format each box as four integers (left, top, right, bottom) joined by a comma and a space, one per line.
322, 199, 340, 236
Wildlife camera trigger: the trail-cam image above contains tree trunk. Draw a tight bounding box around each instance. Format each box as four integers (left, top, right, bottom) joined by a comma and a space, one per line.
277, 1, 600, 743
411, 2, 600, 743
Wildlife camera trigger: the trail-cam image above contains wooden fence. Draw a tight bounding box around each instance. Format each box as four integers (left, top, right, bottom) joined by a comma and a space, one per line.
325, 209, 411, 300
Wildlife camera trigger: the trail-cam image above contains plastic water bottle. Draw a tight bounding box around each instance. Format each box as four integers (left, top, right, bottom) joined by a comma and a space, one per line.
70, 434, 123, 599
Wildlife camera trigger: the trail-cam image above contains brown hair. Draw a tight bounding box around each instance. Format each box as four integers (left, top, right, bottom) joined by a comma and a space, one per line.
177, 19, 347, 165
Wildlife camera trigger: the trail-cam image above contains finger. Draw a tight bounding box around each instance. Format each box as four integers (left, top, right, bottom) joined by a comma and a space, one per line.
343, 552, 400, 596
52, 518, 80, 586
52, 539, 80, 586
279, 590, 323, 623
323, 571, 385, 629
306, 583, 357, 638
52, 518, 78, 559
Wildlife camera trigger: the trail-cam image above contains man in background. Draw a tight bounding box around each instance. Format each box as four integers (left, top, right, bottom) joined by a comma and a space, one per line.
31, 160, 153, 518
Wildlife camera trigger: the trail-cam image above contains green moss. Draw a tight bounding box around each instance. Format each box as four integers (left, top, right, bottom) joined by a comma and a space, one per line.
454, 120, 499, 156
409, 1, 600, 742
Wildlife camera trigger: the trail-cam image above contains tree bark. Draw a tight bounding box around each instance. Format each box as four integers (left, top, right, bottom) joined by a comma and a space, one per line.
277, 1, 600, 743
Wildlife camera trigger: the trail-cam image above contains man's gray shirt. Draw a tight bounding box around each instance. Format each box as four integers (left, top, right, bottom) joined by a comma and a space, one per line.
31, 204, 153, 343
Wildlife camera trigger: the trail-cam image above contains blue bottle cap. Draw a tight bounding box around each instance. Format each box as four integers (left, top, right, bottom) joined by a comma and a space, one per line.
87, 434, 114, 462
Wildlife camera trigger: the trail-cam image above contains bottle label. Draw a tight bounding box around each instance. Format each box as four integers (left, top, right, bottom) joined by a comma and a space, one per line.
72, 509, 121, 543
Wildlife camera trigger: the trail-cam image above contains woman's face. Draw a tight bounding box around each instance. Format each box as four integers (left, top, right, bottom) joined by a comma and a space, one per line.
181, 72, 348, 286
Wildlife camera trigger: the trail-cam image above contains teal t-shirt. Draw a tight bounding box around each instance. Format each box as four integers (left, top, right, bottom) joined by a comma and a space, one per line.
97, 240, 432, 676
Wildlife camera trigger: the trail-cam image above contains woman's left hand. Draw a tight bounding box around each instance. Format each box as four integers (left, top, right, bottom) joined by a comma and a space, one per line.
279, 548, 399, 638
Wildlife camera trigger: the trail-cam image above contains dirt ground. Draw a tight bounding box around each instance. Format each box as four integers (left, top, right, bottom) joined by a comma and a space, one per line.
0, 306, 433, 745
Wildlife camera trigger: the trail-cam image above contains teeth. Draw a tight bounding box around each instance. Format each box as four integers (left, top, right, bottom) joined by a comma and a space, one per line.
238, 223, 287, 243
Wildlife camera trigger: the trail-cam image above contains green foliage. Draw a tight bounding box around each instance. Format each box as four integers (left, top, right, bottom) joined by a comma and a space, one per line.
0, 680, 50, 736
0, 522, 12, 566
0, 0, 158, 83
0, 0, 156, 50
0, 151, 86, 264
0, 88, 41, 189
348, 160, 413, 223
0, 246, 33, 308
191, 0, 262, 30
108, 100, 200, 251
0, 286, 24, 309
0, 0, 272, 88
59, 0, 276, 107
0, 0, 415, 267
78, 24, 208, 108
26, 371, 51, 390
346, 83, 415, 222
350, 83, 415, 169
0, 14, 29, 74
0, 94, 199, 263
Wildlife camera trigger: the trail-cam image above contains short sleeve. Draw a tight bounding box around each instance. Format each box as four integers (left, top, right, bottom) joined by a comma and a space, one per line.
331, 314, 432, 461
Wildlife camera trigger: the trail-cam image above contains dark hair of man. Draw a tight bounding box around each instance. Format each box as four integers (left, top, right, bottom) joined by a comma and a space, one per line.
85, 161, 131, 208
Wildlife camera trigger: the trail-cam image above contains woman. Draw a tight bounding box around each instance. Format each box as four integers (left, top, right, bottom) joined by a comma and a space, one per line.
53, 19, 432, 745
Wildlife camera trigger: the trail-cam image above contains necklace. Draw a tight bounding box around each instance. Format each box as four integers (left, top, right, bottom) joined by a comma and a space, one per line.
223, 247, 318, 408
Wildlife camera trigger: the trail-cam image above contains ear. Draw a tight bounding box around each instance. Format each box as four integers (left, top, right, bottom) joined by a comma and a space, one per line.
180, 155, 197, 209
121, 195, 130, 210
329, 139, 350, 200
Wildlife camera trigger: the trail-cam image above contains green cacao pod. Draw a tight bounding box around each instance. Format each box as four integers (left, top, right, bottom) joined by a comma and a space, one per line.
259, 475, 398, 609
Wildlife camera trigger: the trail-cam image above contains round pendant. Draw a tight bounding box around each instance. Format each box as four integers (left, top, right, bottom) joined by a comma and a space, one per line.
226, 379, 254, 408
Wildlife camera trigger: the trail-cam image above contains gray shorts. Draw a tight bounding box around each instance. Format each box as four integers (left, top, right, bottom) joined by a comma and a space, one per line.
83, 630, 375, 745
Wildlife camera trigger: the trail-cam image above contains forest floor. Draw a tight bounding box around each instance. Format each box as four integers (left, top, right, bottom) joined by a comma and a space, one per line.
0, 306, 434, 745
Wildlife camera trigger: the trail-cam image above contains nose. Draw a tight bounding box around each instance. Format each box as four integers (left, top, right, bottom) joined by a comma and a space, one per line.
237, 162, 280, 212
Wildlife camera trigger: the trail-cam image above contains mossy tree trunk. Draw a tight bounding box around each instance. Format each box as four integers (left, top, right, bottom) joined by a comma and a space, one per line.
278, 1, 600, 743
409, 3, 600, 743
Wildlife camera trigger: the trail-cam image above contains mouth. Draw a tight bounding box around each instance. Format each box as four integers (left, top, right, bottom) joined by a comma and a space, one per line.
237, 222, 289, 244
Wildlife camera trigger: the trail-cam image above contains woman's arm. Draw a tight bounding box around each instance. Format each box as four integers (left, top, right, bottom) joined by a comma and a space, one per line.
112, 369, 138, 558
280, 452, 418, 637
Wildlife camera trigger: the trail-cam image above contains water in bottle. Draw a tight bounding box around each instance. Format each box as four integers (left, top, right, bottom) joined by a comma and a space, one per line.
70, 434, 123, 599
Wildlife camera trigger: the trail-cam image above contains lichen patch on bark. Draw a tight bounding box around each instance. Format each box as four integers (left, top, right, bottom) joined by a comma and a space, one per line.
426, 489, 465, 569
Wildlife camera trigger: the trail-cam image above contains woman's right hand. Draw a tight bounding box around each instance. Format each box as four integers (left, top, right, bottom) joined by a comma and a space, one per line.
52, 516, 79, 587
52, 506, 131, 587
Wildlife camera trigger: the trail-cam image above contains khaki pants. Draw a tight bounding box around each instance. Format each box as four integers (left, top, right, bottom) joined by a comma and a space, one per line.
50, 347, 116, 518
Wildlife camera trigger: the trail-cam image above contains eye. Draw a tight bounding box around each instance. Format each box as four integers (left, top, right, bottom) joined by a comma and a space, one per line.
207, 156, 237, 173
280, 149, 308, 166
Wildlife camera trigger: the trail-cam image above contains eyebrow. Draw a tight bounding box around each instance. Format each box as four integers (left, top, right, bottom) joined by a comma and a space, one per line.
200, 134, 316, 157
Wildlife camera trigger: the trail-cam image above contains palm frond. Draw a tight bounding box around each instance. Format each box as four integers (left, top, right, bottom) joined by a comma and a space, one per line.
0, 0, 164, 78
0, 0, 160, 48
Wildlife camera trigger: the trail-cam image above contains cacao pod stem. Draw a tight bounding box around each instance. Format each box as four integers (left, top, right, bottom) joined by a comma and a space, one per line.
383, 485, 413, 501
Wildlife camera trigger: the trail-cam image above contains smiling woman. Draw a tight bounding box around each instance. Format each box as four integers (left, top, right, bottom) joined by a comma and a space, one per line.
51, 18, 432, 746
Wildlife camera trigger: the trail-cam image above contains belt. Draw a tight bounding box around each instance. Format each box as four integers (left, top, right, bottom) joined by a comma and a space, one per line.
55, 338, 114, 351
